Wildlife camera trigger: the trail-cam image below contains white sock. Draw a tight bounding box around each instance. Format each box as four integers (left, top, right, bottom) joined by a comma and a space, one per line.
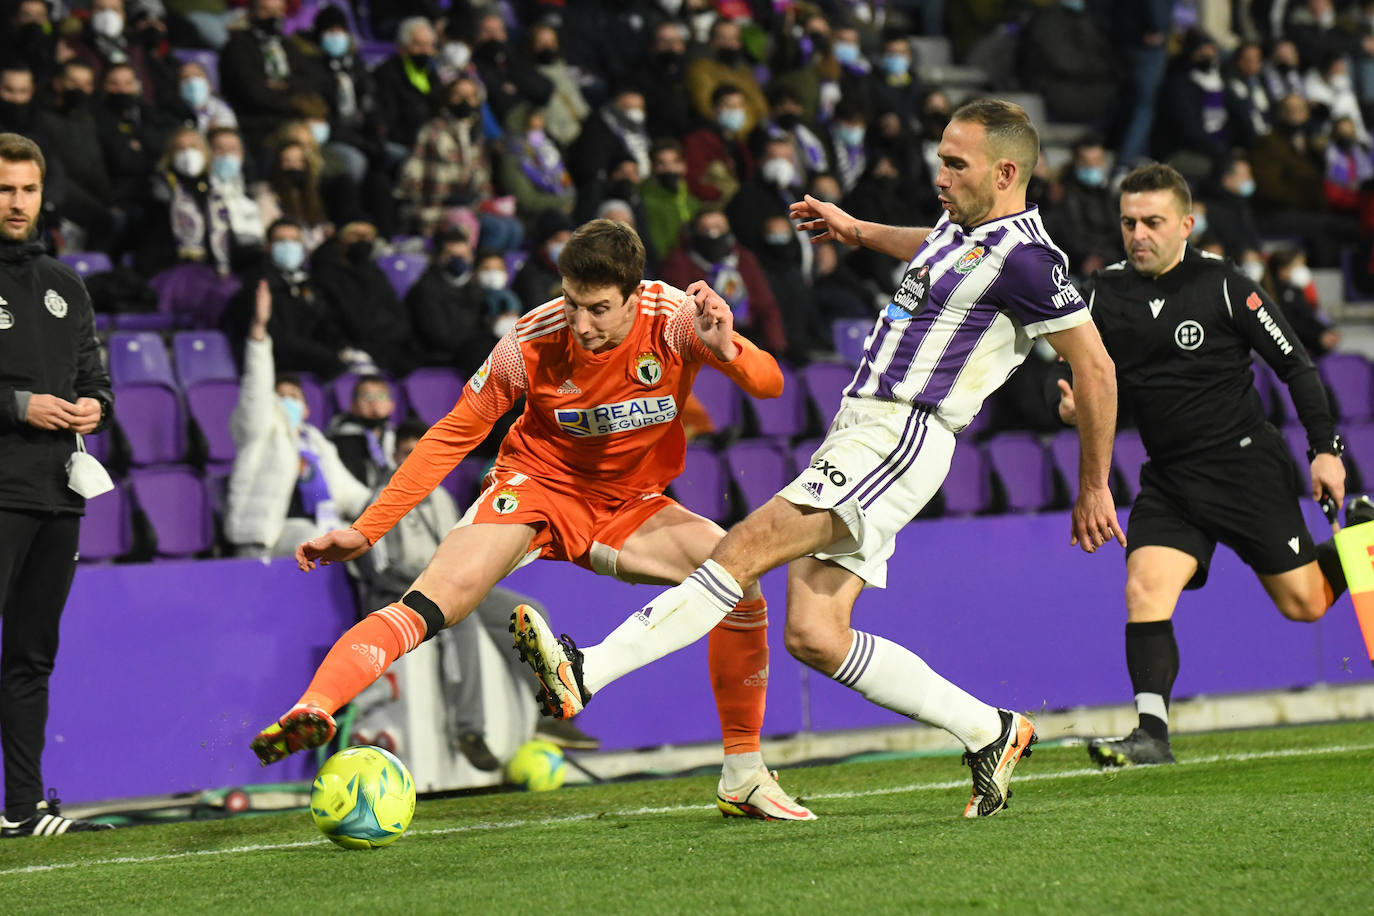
1135, 692, 1168, 726
721, 751, 764, 786
831, 629, 1003, 750
581, 560, 742, 695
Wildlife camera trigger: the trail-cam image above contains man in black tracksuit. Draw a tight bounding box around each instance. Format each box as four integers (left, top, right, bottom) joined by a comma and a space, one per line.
0, 133, 114, 837
1057, 163, 1365, 767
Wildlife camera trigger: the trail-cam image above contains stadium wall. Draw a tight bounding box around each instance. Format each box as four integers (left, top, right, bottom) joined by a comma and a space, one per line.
6, 506, 1371, 805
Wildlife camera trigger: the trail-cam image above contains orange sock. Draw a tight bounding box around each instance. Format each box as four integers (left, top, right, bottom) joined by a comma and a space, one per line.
297, 602, 427, 714
708, 597, 768, 756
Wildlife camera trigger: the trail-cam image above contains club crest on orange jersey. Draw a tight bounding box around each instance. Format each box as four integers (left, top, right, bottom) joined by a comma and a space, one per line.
634, 352, 663, 385
492, 488, 520, 514
953, 245, 988, 274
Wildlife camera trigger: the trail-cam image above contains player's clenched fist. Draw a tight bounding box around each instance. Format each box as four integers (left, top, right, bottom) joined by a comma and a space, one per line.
686, 279, 739, 361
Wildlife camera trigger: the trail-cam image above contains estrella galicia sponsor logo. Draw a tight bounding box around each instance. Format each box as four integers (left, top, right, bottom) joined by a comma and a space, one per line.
492, 487, 520, 514
1174, 319, 1204, 351
887, 263, 930, 321
953, 245, 988, 274
555, 395, 678, 437
634, 352, 663, 385
1244, 291, 1294, 356
810, 456, 848, 486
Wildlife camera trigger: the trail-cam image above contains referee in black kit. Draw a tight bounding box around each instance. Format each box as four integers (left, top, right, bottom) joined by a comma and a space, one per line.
0, 133, 115, 836
1056, 163, 1369, 768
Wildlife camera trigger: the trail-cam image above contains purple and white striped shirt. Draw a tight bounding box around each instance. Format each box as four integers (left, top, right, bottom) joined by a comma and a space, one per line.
844, 206, 1089, 431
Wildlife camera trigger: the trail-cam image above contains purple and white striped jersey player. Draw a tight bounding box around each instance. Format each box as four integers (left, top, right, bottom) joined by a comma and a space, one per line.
844, 206, 1091, 431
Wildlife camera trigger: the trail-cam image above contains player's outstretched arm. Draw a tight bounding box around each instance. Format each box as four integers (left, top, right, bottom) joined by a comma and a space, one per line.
1045, 321, 1126, 554
682, 280, 784, 399
297, 526, 371, 571
789, 194, 930, 261
686, 279, 739, 361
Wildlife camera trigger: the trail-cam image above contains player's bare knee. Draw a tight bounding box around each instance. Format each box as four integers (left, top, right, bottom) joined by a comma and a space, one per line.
783, 617, 846, 672
1274, 591, 1327, 623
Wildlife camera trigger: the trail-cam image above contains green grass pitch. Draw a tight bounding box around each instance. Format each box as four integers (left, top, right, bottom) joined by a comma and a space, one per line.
2, 721, 1371, 914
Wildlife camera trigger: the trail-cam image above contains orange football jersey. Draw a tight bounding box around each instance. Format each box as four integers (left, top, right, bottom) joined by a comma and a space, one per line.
352, 281, 781, 544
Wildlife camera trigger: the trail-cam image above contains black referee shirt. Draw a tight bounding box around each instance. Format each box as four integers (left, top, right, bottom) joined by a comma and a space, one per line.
1086, 245, 1334, 463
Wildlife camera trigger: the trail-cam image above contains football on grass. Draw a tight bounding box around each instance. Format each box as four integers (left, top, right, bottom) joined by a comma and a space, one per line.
310, 746, 416, 849
505, 739, 567, 792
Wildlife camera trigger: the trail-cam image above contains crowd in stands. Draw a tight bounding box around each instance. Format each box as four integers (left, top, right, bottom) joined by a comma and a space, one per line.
12, 0, 1374, 566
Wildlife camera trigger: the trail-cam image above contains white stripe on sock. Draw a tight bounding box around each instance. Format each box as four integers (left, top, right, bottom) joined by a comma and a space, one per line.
1135, 692, 1169, 724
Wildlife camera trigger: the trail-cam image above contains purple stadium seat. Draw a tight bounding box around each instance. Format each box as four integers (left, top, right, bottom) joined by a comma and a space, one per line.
439, 461, 485, 509
129, 467, 213, 558
175, 48, 220, 90
60, 251, 112, 276
691, 369, 742, 434
174, 330, 238, 389
1048, 428, 1081, 495
356, 40, 391, 68
83, 430, 112, 464
186, 381, 240, 464
296, 373, 331, 427
1112, 429, 1149, 502
113, 313, 177, 331
114, 385, 187, 465
108, 331, 176, 387
984, 432, 1054, 513
1346, 422, 1374, 484
751, 364, 806, 438
1282, 424, 1314, 493
78, 482, 130, 562
801, 363, 852, 428
283, 0, 323, 35
95, 313, 113, 332
378, 253, 427, 298
148, 262, 241, 328
404, 367, 465, 426
1252, 359, 1288, 425
724, 441, 794, 514
961, 406, 992, 440
331, 372, 408, 425
671, 445, 728, 523
504, 250, 528, 275
1320, 353, 1374, 423
831, 319, 873, 368
940, 442, 991, 515
791, 438, 823, 472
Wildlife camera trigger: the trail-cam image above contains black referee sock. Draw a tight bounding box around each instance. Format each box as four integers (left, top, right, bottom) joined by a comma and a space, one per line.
1315, 539, 1348, 603
1125, 620, 1179, 742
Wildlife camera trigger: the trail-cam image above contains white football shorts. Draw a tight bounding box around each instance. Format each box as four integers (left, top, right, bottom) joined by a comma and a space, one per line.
778, 396, 956, 588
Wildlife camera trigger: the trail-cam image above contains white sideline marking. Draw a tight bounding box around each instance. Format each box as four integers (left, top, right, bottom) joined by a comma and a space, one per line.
2, 741, 1369, 876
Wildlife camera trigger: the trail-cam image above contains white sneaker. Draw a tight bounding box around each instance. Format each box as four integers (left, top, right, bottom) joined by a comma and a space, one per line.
716, 767, 817, 821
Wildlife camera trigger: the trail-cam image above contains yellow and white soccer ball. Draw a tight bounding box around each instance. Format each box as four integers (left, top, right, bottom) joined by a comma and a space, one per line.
310, 746, 416, 849
505, 739, 567, 792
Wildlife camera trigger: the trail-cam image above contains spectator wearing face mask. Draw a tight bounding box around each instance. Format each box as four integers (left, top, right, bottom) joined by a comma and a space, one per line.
727, 137, 805, 259
1042, 134, 1121, 278
567, 88, 651, 198
1154, 30, 1240, 182
404, 226, 497, 375
1306, 56, 1369, 145
475, 249, 522, 338
224, 218, 349, 379
327, 375, 400, 489
38, 60, 118, 253
684, 84, 755, 204
136, 126, 264, 282
512, 209, 573, 310
301, 5, 380, 190
641, 139, 703, 266
469, 11, 553, 125
252, 140, 333, 254
869, 29, 922, 122
753, 212, 831, 360
1262, 40, 1306, 109
767, 11, 841, 126
749, 84, 830, 179
174, 60, 237, 136
631, 21, 693, 141
1265, 247, 1341, 359
68, 0, 176, 106
226, 280, 370, 558
96, 62, 173, 219
1200, 153, 1266, 282
660, 208, 786, 355
311, 222, 418, 375
1017, 0, 1120, 125
1324, 115, 1374, 215
528, 22, 589, 148
374, 15, 443, 155
826, 99, 868, 195
500, 105, 576, 230
686, 19, 768, 134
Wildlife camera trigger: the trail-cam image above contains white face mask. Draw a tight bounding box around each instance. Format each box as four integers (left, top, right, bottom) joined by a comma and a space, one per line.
67, 438, 114, 499
172, 146, 206, 177
478, 269, 507, 290
1241, 258, 1266, 283
92, 9, 124, 38
760, 157, 797, 188
443, 41, 471, 71
492, 314, 519, 337
1288, 264, 1313, 288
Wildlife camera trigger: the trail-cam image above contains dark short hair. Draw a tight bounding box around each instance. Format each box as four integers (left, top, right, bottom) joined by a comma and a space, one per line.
559, 218, 644, 298
275, 373, 303, 391
351, 374, 391, 403
1119, 162, 1192, 214
650, 138, 684, 160
267, 217, 301, 240
950, 97, 1039, 185
710, 83, 743, 109
396, 417, 429, 442
0, 132, 45, 181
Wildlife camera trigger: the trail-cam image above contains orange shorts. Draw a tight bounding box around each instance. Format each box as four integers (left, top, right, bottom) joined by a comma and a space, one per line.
463, 469, 678, 575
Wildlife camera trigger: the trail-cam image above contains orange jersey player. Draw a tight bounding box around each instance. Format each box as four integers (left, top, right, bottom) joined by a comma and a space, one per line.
250, 219, 816, 820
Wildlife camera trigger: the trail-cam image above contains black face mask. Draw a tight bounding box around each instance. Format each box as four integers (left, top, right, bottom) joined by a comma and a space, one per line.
61, 89, 91, 111
607, 179, 638, 203
104, 92, 137, 112
921, 113, 949, 138
654, 50, 683, 71
716, 48, 743, 67
534, 48, 558, 65
408, 53, 432, 70
1026, 175, 1050, 204
0, 100, 34, 130
1336, 135, 1358, 151
254, 16, 281, 35
692, 231, 733, 263
345, 239, 374, 265
656, 172, 682, 192
775, 111, 800, 131
444, 255, 470, 278
15, 22, 48, 51
807, 32, 830, 55
281, 167, 308, 188
1192, 57, 1217, 74
448, 100, 475, 119
762, 237, 798, 264
474, 40, 504, 60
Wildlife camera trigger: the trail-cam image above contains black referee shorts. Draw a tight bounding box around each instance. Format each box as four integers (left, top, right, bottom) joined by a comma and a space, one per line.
1125, 424, 1316, 590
